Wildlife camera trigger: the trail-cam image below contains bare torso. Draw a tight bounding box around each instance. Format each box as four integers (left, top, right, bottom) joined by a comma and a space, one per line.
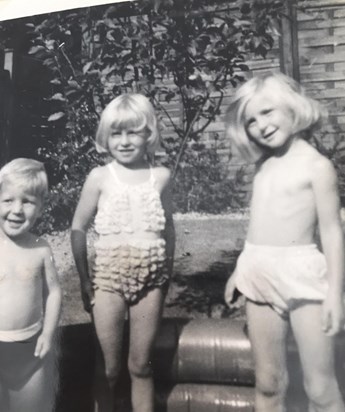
0, 235, 46, 330
247, 139, 321, 246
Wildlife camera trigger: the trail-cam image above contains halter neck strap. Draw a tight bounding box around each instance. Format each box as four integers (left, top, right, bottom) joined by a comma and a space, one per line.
108, 163, 155, 186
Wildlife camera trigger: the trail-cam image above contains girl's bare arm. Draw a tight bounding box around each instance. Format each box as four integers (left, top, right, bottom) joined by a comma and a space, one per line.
71, 168, 101, 283
35, 245, 62, 358
312, 156, 344, 334
71, 168, 102, 311
158, 167, 176, 276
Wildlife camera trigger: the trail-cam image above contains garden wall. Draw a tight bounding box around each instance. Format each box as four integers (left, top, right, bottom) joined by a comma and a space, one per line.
298, 1, 345, 146
198, 0, 345, 163
1, 1, 345, 214
179, 0, 345, 198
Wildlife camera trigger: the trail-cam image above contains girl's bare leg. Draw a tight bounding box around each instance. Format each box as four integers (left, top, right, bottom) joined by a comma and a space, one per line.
246, 300, 289, 412
128, 287, 165, 412
92, 289, 127, 412
290, 303, 345, 412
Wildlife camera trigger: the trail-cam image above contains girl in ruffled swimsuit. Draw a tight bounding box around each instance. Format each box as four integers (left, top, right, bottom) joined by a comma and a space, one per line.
71, 93, 175, 412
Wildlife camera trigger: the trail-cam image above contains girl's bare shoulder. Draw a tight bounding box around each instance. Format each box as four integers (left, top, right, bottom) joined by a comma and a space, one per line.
152, 166, 172, 190
299, 141, 337, 182
152, 166, 171, 181
85, 164, 110, 185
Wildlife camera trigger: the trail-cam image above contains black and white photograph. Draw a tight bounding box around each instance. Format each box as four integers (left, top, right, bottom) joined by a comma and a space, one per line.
0, 1, 345, 411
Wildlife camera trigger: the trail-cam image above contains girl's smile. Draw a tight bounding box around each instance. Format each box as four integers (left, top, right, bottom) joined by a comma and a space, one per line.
108, 128, 148, 166
244, 90, 295, 153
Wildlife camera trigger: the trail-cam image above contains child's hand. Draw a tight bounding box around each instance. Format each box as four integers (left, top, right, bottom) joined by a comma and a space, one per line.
81, 279, 94, 313
34, 333, 52, 359
224, 272, 245, 309
322, 294, 344, 336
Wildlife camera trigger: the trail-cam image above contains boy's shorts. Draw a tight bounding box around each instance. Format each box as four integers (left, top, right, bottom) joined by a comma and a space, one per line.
234, 242, 328, 318
0, 330, 43, 388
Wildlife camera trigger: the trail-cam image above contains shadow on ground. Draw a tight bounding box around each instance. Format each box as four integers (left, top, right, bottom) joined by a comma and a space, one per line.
55, 323, 94, 412
55, 323, 131, 412
166, 249, 242, 318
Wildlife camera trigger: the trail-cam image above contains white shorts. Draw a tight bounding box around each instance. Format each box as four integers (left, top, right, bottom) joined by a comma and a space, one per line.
234, 242, 328, 317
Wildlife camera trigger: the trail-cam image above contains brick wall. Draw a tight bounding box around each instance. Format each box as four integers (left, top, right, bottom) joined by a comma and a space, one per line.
159, 1, 345, 194
298, 1, 345, 148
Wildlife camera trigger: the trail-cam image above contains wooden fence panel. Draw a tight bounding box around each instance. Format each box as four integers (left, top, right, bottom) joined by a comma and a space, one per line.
298, 0, 345, 147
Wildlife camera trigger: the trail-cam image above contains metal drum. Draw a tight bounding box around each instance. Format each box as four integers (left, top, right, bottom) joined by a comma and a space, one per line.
153, 319, 254, 385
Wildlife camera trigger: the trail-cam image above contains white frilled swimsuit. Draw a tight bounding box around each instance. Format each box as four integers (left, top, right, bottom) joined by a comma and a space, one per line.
92, 163, 168, 304
234, 242, 328, 317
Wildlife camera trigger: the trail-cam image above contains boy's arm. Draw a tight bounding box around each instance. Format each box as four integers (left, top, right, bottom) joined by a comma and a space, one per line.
35, 245, 62, 358
71, 168, 101, 312
160, 169, 175, 277
312, 157, 345, 335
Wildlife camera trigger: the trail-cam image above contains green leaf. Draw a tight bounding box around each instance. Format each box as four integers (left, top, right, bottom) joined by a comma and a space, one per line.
50, 78, 62, 85
67, 80, 80, 89
28, 45, 46, 55
47, 112, 65, 121
50, 93, 66, 101
82, 62, 93, 74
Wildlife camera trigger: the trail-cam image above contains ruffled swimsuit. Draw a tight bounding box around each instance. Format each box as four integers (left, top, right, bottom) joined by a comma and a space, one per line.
92, 163, 168, 304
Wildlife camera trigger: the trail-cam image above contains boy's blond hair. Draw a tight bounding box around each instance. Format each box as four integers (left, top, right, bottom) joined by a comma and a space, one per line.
225, 72, 327, 162
96, 93, 160, 154
0, 158, 48, 200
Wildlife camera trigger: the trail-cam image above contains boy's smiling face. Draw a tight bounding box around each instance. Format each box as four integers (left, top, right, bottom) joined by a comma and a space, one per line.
0, 181, 42, 239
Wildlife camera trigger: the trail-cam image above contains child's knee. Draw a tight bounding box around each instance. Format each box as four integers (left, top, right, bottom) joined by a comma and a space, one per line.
256, 369, 289, 398
128, 356, 152, 379
106, 365, 121, 382
304, 376, 341, 408
97, 361, 121, 386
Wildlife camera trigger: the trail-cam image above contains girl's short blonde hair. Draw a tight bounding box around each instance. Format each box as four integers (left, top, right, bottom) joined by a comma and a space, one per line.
225, 72, 327, 162
96, 93, 160, 154
0, 158, 48, 200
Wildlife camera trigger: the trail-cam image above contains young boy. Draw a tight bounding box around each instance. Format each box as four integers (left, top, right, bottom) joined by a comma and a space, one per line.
0, 158, 62, 412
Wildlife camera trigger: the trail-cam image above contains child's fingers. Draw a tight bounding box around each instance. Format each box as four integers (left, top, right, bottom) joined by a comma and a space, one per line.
321, 309, 331, 334
83, 295, 94, 313
224, 288, 234, 307
233, 294, 246, 309
227, 294, 245, 310
83, 299, 91, 313
81, 288, 94, 313
34, 337, 43, 358
35, 336, 51, 358
326, 314, 343, 336
224, 279, 234, 299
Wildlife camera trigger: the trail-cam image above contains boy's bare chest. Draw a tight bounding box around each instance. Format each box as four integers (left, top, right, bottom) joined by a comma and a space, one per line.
0, 248, 43, 281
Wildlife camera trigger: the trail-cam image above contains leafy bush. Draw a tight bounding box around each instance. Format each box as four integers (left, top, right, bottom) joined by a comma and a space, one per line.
164, 141, 247, 213
0, 0, 284, 232
311, 131, 345, 206
35, 133, 105, 234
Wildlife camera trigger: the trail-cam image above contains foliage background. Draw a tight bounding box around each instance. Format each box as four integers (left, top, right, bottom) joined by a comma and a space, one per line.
0, 0, 292, 232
